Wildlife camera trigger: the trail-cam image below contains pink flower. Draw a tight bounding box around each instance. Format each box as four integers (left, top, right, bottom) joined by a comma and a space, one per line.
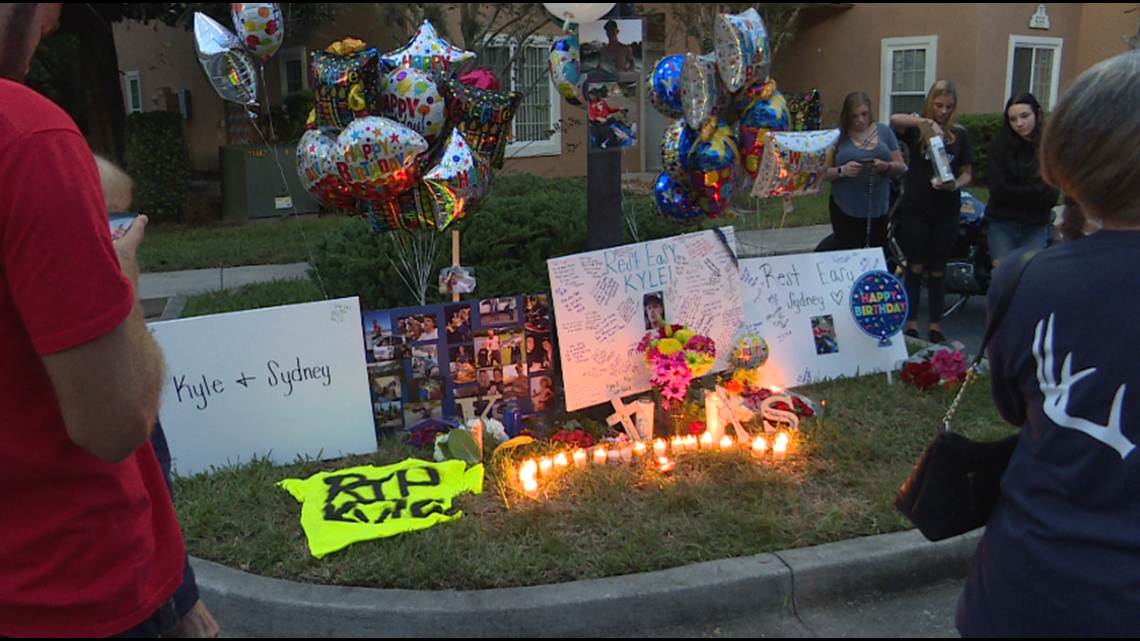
930, 349, 967, 383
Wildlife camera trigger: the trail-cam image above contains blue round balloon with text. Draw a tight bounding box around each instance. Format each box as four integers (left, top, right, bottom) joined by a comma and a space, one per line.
850, 271, 908, 346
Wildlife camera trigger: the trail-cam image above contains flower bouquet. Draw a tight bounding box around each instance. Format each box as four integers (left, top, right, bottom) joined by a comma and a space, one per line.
636, 323, 716, 411
720, 369, 817, 426
898, 344, 969, 391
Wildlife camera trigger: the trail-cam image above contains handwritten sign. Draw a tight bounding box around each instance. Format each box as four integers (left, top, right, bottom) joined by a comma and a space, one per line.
150, 298, 376, 476
549, 229, 743, 411
739, 249, 908, 389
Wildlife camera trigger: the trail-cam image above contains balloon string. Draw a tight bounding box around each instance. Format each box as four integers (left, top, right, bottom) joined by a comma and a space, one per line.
246, 90, 330, 300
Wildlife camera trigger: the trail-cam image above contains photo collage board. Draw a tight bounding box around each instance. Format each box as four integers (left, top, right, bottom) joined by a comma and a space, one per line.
361, 294, 559, 437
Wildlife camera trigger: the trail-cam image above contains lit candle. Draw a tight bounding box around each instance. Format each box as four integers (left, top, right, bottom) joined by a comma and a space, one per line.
593, 447, 608, 465
573, 449, 587, 467
522, 478, 538, 494
633, 442, 647, 457
700, 432, 714, 449
539, 457, 553, 476
752, 436, 768, 458
719, 435, 735, 450
654, 439, 667, 458
620, 445, 633, 462
554, 453, 569, 469
671, 435, 684, 452
657, 456, 676, 473
520, 459, 538, 479
774, 432, 789, 459
607, 449, 621, 464
705, 393, 723, 441
685, 435, 698, 450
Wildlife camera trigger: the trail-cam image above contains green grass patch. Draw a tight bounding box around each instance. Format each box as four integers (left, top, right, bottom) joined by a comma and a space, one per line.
179, 278, 324, 318
174, 372, 1014, 590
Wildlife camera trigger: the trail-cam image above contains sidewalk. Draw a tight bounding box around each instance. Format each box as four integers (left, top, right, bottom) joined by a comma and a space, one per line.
147, 224, 969, 637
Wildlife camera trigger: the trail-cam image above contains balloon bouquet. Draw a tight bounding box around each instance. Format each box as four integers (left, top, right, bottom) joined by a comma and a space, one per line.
195, 5, 520, 238
547, 8, 838, 224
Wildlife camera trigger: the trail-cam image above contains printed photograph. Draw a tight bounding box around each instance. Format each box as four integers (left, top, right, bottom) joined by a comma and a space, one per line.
408, 377, 445, 404
448, 344, 477, 385
500, 364, 526, 401
474, 329, 504, 368
444, 304, 474, 344
587, 79, 639, 152
524, 294, 551, 333
580, 18, 644, 76
477, 367, 503, 398
403, 401, 442, 427
362, 310, 397, 364
530, 375, 557, 412
811, 315, 839, 355
526, 333, 555, 374
398, 313, 441, 343
367, 367, 403, 430
478, 297, 519, 326
499, 328, 526, 368
409, 344, 440, 379
643, 291, 666, 330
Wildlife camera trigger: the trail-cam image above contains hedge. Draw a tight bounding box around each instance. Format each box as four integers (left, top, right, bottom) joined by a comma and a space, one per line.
123, 111, 191, 223
957, 112, 1005, 187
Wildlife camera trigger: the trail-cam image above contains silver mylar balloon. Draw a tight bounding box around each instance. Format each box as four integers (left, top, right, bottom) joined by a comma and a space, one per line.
194, 12, 258, 107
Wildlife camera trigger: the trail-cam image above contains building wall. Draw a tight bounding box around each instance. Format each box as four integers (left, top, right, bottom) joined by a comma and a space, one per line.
1075, 3, 1137, 82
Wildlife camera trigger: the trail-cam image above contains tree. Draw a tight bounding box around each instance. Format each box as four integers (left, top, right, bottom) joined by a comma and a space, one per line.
28, 3, 338, 163
666, 3, 804, 74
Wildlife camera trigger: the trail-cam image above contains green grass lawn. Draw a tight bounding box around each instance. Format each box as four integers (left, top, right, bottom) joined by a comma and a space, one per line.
174, 370, 1012, 590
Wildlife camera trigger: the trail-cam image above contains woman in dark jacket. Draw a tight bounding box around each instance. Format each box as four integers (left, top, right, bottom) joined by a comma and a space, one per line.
984, 93, 1061, 265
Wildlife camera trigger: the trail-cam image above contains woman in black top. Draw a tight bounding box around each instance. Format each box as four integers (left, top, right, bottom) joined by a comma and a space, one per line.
889, 80, 974, 344
984, 93, 1060, 265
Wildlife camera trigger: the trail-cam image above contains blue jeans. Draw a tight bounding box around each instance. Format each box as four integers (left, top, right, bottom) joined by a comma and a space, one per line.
987, 218, 1049, 263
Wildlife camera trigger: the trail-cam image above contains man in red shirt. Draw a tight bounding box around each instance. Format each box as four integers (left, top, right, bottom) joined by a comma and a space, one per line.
0, 4, 187, 636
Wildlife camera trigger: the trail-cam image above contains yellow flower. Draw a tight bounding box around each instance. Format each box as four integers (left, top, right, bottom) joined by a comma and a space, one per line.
656, 338, 684, 356
674, 329, 696, 345
732, 368, 759, 386
687, 353, 714, 377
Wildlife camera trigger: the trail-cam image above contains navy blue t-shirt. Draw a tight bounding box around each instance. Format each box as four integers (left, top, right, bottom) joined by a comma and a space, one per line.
957, 231, 1140, 637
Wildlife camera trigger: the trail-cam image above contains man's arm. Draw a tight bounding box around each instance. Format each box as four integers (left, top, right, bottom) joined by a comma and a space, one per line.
41, 216, 166, 463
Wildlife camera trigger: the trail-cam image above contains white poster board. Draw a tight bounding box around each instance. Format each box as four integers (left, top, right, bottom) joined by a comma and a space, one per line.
740, 249, 908, 389
548, 228, 743, 411
150, 297, 376, 476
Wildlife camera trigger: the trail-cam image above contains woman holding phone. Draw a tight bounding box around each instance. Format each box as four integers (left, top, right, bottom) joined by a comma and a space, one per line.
824, 92, 906, 253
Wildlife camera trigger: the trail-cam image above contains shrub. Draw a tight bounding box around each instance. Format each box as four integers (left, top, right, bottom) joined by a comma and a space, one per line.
309, 174, 689, 309
124, 111, 191, 223
958, 113, 1004, 187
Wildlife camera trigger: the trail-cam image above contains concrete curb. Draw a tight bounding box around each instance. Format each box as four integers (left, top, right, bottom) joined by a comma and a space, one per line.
192, 529, 980, 638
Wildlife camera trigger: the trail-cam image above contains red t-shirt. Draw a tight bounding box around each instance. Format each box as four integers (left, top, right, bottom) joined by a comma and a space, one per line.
0, 79, 184, 637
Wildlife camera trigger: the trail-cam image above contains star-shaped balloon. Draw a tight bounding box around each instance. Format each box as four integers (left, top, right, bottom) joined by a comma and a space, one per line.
382, 21, 475, 75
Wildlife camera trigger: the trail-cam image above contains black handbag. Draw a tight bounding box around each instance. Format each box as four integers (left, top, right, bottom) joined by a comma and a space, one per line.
894, 248, 1040, 542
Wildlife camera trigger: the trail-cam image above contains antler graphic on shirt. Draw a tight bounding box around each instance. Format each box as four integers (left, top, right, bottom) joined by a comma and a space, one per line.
1033, 314, 1136, 459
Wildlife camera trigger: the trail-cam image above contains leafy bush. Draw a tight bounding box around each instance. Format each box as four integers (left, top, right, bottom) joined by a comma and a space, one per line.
309, 174, 690, 309
958, 113, 1004, 187
271, 89, 314, 145
124, 111, 191, 223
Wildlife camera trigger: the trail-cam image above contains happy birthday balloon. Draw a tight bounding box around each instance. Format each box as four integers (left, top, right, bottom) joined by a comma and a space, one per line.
714, 7, 770, 93
380, 67, 446, 145
382, 21, 475, 75
654, 173, 704, 224
549, 35, 585, 107
687, 119, 742, 217
732, 332, 770, 369
752, 129, 839, 199
297, 129, 359, 213
193, 12, 258, 106
376, 183, 435, 233
542, 3, 616, 24
788, 88, 823, 131
422, 130, 491, 230
231, 3, 284, 62
661, 119, 697, 184
311, 48, 387, 130
739, 88, 790, 180
332, 116, 429, 203
850, 271, 909, 347
647, 54, 685, 119
680, 53, 725, 131
443, 79, 522, 170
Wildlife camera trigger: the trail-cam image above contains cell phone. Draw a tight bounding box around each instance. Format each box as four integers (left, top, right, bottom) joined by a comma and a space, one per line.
860, 159, 877, 167
109, 214, 138, 241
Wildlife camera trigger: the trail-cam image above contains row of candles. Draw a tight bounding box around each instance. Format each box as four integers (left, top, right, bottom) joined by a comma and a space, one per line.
517, 431, 792, 494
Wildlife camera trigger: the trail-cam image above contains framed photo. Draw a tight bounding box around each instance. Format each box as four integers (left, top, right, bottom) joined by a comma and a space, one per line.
586, 77, 640, 152
580, 18, 644, 76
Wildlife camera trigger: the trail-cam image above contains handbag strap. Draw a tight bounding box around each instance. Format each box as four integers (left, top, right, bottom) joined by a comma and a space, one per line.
941, 247, 1042, 434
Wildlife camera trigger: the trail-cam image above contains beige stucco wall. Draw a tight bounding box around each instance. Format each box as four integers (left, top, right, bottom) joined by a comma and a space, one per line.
1075, 3, 1137, 83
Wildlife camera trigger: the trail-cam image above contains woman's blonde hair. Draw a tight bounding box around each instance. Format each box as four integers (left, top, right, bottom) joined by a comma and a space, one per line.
93, 154, 134, 213
1042, 51, 1140, 230
921, 80, 959, 142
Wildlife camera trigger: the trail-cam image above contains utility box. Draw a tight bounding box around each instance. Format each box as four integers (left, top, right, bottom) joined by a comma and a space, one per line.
220, 144, 319, 222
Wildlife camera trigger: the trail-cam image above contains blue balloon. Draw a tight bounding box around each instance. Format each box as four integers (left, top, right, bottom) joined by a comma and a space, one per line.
850, 271, 909, 346
686, 119, 742, 217
654, 173, 704, 223
647, 55, 685, 119
661, 119, 698, 184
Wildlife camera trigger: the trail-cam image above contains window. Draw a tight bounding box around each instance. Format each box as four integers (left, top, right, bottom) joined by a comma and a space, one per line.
880, 36, 937, 116
125, 71, 142, 114
483, 36, 562, 158
279, 47, 308, 96
1007, 36, 1062, 111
